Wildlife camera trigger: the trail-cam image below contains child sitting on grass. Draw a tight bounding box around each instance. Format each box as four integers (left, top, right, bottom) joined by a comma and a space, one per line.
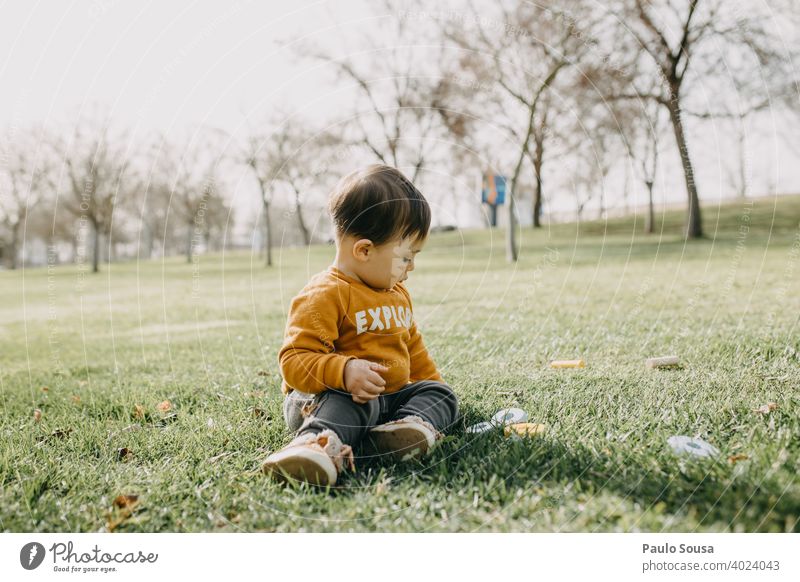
263, 164, 460, 486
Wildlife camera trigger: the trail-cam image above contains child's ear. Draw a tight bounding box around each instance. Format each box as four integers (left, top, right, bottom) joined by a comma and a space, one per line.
352, 239, 373, 262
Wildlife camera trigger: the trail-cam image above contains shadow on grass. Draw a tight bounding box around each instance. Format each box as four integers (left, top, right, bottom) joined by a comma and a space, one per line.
341, 424, 799, 532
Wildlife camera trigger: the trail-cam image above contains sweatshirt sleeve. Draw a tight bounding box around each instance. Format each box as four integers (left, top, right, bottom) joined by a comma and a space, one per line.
278, 280, 356, 395
398, 284, 444, 383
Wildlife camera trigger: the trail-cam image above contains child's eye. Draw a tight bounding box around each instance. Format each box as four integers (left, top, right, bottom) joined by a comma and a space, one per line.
403, 257, 411, 263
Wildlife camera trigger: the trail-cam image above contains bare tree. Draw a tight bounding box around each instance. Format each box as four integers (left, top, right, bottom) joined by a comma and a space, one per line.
229, 112, 345, 263
135, 150, 173, 259
55, 123, 137, 273
638, 106, 667, 233
0, 127, 50, 269
445, 0, 606, 261
298, 2, 447, 183
609, 0, 796, 239
264, 123, 346, 246
154, 135, 226, 264
235, 123, 287, 267
613, 88, 669, 233
723, 110, 757, 199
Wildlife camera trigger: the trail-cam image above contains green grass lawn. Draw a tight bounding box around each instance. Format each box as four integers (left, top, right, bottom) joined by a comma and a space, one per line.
1, 195, 798, 532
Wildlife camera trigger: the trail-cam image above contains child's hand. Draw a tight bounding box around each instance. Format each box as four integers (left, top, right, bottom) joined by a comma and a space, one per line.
343, 359, 388, 404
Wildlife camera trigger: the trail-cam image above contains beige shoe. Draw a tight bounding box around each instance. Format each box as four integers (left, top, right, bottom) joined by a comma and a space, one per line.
263, 430, 355, 486
368, 416, 442, 462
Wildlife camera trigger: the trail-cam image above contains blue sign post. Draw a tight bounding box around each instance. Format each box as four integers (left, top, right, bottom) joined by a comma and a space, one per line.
481, 172, 507, 227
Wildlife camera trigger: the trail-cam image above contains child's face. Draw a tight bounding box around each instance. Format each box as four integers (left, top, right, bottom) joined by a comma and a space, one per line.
357, 235, 425, 290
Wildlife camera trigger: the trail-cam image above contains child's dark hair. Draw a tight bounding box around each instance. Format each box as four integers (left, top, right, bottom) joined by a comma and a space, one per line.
328, 164, 431, 246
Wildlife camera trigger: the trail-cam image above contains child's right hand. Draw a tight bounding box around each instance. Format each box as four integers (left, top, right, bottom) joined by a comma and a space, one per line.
343, 359, 388, 404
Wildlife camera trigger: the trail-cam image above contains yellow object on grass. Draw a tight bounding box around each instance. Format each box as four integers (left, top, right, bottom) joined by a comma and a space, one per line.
549, 359, 585, 368
504, 423, 547, 438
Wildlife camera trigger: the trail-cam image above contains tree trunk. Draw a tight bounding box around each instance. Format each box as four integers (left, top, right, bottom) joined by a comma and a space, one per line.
9, 221, 20, 269
263, 199, 272, 267
186, 219, 193, 263
92, 221, 100, 273
736, 123, 748, 198
532, 135, 544, 228
506, 179, 517, 262
293, 189, 311, 246
667, 94, 703, 239
507, 155, 525, 262
507, 103, 538, 262
598, 187, 605, 220
144, 221, 154, 259
645, 180, 655, 234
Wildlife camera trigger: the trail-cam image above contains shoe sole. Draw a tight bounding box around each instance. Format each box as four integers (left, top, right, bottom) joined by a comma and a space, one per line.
262, 447, 337, 486
368, 423, 435, 462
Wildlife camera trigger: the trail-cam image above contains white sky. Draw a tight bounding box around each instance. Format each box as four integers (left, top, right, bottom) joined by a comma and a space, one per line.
1, 0, 798, 230
0, 0, 367, 132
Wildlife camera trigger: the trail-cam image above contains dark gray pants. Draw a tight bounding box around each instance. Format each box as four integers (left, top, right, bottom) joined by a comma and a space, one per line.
282, 381, 460, 447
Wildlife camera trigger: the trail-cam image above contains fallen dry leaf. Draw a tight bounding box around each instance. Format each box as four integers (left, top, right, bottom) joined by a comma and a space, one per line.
71, 395, 81, 404
256, 370, 269, 377
251, 407, 267, 419
133, 404, 145, 419
113, 494, 139, 509
157, 400, 172, 413
117, 447, 132, 461
41, 386, 49, 393
753, 402, 778, 414
728, 453, 750, 464
107, 495, 140, 532
33, 409, 42, 422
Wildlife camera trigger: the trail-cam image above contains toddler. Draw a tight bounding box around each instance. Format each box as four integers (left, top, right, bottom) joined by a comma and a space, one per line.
263, 164, 460, 486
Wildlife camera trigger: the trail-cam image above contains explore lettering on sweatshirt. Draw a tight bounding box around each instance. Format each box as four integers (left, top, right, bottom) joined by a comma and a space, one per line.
278, 265, 443, 395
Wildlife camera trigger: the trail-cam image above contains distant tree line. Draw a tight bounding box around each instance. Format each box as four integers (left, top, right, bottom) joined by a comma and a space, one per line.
1, 0, 797, 270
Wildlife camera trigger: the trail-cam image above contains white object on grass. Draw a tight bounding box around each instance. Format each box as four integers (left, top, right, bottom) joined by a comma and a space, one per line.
667, 435, 719, 458
646, 356, 680, 368
466, 421, 495, 434
467, 408, 529, 433
492, 408, 528, 425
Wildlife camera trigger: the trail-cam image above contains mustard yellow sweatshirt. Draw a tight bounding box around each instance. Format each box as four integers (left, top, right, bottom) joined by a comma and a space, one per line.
278, 265, 443, 395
